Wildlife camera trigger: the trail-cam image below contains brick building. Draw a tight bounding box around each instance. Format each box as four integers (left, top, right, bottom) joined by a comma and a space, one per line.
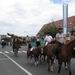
36, 15, 75, 37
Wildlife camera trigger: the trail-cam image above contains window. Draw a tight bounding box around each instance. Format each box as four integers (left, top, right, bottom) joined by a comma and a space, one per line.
70, 22, 72, 25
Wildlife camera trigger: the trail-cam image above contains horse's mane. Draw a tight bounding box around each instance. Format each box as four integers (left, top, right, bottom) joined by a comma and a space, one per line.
65, 38, 75, 46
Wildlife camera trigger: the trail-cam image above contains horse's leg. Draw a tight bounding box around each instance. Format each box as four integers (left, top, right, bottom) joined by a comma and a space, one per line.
14, 49, 18, 57
27, 50, 30, 60
53, 56, 56, 64
41, 54, 45, 63
64, 62, 67, 70
16, 49, 18, 57
39, 54, 42, 62
36, 56, 39, 66
34, 56, 37, 66
58, 60, 62, 75
50, 57, 54, 72
47, 56, 50, 71
2, 45, 3, 48
67, 60, 72, 75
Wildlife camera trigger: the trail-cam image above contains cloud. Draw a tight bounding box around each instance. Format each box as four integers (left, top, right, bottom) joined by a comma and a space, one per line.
0, 0, 75, 36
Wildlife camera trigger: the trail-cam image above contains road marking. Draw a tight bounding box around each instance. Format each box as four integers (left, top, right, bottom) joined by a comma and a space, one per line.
0, 58, 9, 60
0, 51, 2, 53
0, 51, 27, 54
10, 51, 14, 53
22, 51, 27, 53
18, 51, 22, 53
2, 53, 33, 75
5, 51, 9, 53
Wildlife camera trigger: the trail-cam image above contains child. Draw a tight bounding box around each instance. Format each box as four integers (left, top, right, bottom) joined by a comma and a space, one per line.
40, 38, 45, 46
30, 38, 36, 58
40, 38, 45, 54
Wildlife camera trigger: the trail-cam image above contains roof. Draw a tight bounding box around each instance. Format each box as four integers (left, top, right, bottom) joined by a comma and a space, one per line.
36, 15, 75, 36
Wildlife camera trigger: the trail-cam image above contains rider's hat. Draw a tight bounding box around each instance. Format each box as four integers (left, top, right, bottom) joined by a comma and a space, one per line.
46, 32, 49, 34
58, 27, 63, 31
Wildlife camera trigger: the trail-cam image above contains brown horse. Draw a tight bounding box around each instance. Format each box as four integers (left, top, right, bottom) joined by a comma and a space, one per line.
27, 46, 42, 66
47, 38, 75, 75
12, 36, 20, 57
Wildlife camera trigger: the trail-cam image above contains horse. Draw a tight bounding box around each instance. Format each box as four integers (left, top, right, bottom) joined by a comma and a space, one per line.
12, 36, 20, 57
47, 38, 75, 75
27, 45, 46, 66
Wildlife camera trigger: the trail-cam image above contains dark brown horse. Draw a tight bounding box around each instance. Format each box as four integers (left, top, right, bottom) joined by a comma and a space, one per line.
47, 38, 75, 75
12, 36, 20, 57
27, 46, 43, 66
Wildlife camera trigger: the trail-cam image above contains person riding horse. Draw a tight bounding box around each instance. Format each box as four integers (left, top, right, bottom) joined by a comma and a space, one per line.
52, 27, 67, 57
70, 30, 75, 57
29, 37, 37, 58
44, 32, 53, 45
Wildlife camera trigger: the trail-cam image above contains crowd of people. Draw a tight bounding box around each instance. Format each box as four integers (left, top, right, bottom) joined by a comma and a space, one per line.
27, 27, 75, 58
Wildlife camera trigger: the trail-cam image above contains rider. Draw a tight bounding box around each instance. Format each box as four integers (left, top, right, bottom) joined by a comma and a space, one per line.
53, 27, 66, 57
36, 36, 40, 47
70, 30, 75, 57
40, 37, 45, 46
44, 32, 53, 45
30, 37, 37, 58
40, 37, 45, 54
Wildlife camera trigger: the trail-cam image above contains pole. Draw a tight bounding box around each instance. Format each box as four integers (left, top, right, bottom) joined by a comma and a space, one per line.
63, 3, 68, 35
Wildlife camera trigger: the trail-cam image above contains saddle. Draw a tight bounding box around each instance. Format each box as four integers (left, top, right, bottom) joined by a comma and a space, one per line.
52, 42, 63, 57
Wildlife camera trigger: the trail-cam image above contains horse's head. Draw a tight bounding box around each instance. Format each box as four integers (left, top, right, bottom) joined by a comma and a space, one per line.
66, 38, 75, 46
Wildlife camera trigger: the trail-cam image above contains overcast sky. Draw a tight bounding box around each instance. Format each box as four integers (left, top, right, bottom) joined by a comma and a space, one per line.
0, 0, 75, 36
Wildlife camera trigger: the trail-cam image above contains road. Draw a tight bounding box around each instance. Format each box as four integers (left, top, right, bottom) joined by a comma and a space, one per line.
0, 45, 75, 75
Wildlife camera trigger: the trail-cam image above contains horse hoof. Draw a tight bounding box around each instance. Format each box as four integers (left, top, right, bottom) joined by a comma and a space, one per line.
43, 62, 45, 65
53, 60, 56, 64
14, 54, 18, 57
65, 67, 68, 70
50, 68, 53, 72
48, 69, 50, 71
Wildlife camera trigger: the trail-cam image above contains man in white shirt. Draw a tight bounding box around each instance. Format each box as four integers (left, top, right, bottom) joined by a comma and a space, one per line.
44, 32, 53, 45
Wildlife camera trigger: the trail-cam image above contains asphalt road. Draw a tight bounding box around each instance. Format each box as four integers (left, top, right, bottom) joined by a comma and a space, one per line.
0, 45, 75, 75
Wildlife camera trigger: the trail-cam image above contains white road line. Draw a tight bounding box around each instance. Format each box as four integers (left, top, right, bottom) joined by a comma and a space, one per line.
18, 51, 22, 53
10, 51, 13, 53
0, 58, 9, 60
22, 51, 27, 53
5, 51, 9, 53
2, 53, 33, 75
0, 51, 2, 53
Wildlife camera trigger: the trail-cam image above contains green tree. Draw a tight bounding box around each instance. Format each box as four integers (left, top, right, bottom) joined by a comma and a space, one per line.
1, 37, 12, 41
42, 22, 58, 37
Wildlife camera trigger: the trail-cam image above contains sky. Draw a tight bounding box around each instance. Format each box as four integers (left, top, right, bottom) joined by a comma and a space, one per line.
0, 0, 75, 37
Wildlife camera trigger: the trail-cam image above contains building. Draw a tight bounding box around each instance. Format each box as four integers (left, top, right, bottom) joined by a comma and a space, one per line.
36, 15, 75, 37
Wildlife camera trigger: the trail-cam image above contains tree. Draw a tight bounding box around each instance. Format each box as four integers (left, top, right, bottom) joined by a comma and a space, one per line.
1, 37, 12, 41
42, 22, 58, 37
